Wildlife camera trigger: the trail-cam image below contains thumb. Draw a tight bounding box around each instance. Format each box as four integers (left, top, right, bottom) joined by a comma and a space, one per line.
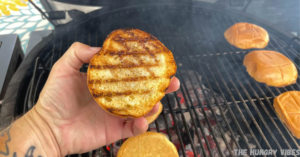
122, 117, 148, 138
54, 42, 101, 71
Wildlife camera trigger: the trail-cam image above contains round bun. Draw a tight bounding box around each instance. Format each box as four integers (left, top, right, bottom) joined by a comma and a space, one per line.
87, 28, 176, 118
117, 132, 178, 157
145, 102, 163, 124
243, 50, 297, 87
224, 22, 269, 49
274, 91, 300, 139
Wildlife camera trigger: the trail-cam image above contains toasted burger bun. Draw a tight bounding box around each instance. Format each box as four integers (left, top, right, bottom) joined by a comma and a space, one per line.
117, 132, 179, 157
87, 28, 176, 118
243, 50, 297, 87
274, 91, 300, 139
224, 22, 269, 49
145, 102, 163, 124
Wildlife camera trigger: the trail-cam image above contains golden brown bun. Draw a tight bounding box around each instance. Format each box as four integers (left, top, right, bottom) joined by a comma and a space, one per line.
145, 102, 163, 124
117, 132, 179, 157
243, 50, 297, 87
224, 22, 269, 49
87, 28, 177, 118
274, 91, 300, 139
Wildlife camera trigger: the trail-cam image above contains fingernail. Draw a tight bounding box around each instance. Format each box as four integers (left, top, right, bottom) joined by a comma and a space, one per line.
89, 47, 101, 51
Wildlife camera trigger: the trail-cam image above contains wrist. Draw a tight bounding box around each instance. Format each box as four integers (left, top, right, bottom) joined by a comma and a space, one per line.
13, 106, 61, 157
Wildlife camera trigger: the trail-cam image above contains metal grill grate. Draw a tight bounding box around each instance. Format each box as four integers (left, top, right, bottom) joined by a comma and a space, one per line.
13, 4, 300, 157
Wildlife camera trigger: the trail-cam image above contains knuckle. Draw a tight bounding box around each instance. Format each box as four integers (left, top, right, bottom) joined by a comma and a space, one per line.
51, 62, 60, 70
72, 42, 82, 49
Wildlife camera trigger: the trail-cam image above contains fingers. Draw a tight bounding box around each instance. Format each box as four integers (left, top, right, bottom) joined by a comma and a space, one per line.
55, 42, 101, 71
122, 117, 148, 138
144, 103, 160, 118
166, 77, 180, 94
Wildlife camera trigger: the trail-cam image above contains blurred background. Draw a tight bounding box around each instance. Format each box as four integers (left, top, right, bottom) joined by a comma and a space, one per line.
0, 0, 299, 53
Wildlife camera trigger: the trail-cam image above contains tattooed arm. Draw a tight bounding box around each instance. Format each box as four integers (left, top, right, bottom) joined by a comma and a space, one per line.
0, 107, 60, 157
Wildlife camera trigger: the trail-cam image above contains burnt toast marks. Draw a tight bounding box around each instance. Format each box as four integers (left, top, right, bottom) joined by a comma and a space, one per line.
108, 29, 160, 78
108, 51, 164, 56
92, 90, 150, 98
89, 76, 159, 84
89, 63, 159, 69
113, 36, 157, 42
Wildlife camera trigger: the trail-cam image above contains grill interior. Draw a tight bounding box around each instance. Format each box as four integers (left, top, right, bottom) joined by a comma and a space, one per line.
13, 4, 300, 157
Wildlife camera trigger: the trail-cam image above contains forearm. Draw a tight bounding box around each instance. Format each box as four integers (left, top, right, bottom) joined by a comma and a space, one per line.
0, 107, 60, 157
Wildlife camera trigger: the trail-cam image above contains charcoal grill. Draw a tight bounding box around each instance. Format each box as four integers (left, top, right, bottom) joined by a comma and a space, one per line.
1, 2, 300, 157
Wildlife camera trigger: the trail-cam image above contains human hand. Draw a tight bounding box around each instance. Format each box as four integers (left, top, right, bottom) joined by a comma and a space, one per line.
34, 42, 180, 156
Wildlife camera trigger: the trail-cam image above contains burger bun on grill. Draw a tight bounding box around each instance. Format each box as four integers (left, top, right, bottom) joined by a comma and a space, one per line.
274, 91, 300, 139
224, 22, 269, 49
87, 28, 176, 118
117, 132, 179, 157
243, 50, 298, 87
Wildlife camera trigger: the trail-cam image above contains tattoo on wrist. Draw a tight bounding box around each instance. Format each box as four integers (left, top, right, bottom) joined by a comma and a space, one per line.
0, 125, 42, 157
0, 125, 12, 155
13, 146, 42, 157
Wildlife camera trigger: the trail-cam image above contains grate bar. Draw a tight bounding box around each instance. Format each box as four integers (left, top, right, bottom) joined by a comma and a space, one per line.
164, 96, 272, 114
219, 15, 294, 148
252, 70, 300, 149
179, 69, 233, 156
224, 52, 284, 150
209, 30, 275, 153
173, 93, 198, 157
219, 16, 300, 155
161, 110, 173, 143
230, 17, 300, 89
155, 15, 194, 157
166, 95, 188, 157
213, 17, 285, 151
187, 60, 243, 153
154, 120, 160, 133
109, 144, 113, 157
227, 17, 300, 149
235, 51, 294, 150
180, 34, 242, 153
173, 73, 209, 157
175, 69, 215, 157
257, 75, 300, 148
159, 32, 212, 156
175, 69, 224, 157
268, 39, 300, 88
213, 62, 265, 150
205, 64, 255, 151
179, 59, 235, 157
196, 20, 265, 152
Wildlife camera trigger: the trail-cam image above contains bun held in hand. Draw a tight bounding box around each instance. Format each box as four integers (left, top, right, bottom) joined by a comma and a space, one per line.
87, 28, 176, 118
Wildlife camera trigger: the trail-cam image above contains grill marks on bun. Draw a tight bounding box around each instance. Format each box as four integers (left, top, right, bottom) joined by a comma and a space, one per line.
87, 28, 176, 118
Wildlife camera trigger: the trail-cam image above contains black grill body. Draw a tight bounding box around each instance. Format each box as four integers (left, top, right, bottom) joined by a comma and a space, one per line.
2, 2, 300, 157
